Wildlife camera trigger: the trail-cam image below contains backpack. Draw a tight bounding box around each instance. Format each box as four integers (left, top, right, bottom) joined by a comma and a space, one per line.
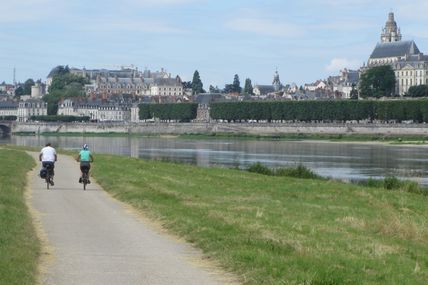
40, 167, 47, 179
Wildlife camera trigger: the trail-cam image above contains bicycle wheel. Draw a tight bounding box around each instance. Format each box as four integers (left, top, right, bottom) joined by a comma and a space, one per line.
46, 174, 50, 190
83, 173, 87, 190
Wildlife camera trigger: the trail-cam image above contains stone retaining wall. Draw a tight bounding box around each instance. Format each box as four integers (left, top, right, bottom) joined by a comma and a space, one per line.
10, 121, 428, 136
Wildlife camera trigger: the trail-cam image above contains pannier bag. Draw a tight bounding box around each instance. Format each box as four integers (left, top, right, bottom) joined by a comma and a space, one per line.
40, 167, 47, 179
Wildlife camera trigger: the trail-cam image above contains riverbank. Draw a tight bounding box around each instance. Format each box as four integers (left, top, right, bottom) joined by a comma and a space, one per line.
0, 148, 39, 285
11, 130, 428, 145
92, 153, 428, 285
9, 121, 428, 138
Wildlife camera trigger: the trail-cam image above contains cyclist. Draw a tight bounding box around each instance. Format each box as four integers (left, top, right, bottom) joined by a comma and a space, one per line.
76, 144, 94, 183
39, 142, 57, 186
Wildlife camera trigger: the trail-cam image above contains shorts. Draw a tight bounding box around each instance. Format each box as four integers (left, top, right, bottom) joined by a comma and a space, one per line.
80, 161, 91, 174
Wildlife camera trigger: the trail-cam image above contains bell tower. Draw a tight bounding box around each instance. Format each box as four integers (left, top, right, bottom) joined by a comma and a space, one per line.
381, 12, 402, 43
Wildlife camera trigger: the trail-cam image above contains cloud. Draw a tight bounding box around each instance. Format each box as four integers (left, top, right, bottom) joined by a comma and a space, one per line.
226, 17, 304, 38
325, 58, 361, 72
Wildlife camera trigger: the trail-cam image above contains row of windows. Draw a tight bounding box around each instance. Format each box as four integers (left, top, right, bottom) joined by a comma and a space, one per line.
400, 78, 428, 86
396, 70, 428, 77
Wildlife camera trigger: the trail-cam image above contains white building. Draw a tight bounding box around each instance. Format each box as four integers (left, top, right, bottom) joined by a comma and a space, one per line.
58, 99, 131, 122
17, 99, 48, 122
0, 101, 18, 117
329, 69, 359, 99
149, 76, 183, 96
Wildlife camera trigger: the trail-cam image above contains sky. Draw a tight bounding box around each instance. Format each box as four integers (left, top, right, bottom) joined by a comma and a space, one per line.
1, 0, 428, 88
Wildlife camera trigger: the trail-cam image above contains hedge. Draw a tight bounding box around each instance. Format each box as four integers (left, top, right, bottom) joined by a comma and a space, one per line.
139, 103, 198, 122
0, 116, 17, 121
210, 100, 428, 123
29, 115, 90, 122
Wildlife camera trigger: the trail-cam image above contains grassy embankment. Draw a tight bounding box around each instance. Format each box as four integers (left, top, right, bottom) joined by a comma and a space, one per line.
0, 149, 39, 285
92, 154, 428, 285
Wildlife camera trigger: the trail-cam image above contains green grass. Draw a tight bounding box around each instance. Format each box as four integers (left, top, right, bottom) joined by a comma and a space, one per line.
92, 154, 428, 285
0, 148, 39, 285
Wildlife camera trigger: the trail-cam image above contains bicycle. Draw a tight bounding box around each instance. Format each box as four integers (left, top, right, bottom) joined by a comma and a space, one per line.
44, 163, 54, 189
80, 165, 90, 190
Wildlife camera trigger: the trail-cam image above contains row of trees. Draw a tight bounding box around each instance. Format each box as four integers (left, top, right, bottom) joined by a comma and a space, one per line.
29, 115, 91, 122
210, 100, 428, 123
0, 116, 17, 121
186, 71, 254, 95
139, 103, 198, 122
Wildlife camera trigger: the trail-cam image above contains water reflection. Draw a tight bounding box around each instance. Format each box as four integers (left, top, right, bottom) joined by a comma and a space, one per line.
2, 135, 428, 185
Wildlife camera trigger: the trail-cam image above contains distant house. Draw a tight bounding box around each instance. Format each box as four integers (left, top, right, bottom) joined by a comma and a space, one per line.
304, 80, 327, 91
253, 85, 276, 96
328, 69, 359, 99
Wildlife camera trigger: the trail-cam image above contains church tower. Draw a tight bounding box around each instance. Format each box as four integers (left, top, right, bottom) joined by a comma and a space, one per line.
272, 70, 282, 92
381, 12, 402, 43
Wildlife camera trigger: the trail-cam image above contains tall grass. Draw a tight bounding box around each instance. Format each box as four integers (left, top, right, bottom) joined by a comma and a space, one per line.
0, 149, 39, 285
247, 162, 323, 180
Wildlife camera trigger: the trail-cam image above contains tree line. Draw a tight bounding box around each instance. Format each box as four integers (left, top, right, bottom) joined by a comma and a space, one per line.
210, 100, 428, 123
29, 115, 90, 122
139, 103, 198, 122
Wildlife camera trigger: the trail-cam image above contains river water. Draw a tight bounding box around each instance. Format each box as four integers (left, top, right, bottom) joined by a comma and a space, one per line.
2, 135, 428, 185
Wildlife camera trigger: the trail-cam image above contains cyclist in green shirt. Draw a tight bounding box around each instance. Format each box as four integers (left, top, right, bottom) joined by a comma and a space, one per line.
76, 144, 94, 183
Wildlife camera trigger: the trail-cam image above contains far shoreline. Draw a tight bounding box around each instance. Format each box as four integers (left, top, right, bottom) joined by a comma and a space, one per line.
9, 131, 428, 146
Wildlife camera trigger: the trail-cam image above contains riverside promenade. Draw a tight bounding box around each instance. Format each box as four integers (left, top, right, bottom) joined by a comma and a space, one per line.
10, 121, 428, 136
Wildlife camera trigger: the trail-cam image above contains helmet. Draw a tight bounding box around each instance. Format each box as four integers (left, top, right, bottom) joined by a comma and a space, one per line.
83, 144, 89, 150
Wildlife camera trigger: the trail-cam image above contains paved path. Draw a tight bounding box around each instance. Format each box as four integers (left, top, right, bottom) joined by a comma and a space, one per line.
28, 152, 235, 285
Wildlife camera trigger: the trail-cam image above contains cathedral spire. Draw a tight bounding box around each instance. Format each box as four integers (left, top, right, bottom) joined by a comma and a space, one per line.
381, 12, 402, 43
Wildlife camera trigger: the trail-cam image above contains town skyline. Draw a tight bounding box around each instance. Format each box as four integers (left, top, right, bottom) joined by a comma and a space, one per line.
1, 1, 428, 87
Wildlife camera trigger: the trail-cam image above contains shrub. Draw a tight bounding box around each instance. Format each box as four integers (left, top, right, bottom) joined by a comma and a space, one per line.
247, 162, 274, 176
383, 176, 402, 190
275, 164, 322, 179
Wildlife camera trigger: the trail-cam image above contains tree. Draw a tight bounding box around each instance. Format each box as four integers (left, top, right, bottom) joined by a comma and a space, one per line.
359, 65, 396, 98
243, 78, 253, 95
405, 85, 428, 97
209, 85, 221, 93
182, 81, 192, 89
191, 70, 203, 95
44, 71, 88, 115
232, 74, 241, 93
350, 83, 359, 100
223, 84, 234, 94
14, 86, 24, 97
23, 78, 35, 95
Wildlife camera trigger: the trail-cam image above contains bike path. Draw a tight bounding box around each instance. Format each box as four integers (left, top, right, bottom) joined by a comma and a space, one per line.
28, 152, 236, 285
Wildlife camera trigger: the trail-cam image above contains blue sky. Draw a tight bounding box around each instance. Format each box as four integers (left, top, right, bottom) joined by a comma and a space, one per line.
1, 0, 428, 88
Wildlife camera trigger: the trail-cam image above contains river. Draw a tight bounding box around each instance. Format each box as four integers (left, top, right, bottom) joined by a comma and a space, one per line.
2, 135, 428, 185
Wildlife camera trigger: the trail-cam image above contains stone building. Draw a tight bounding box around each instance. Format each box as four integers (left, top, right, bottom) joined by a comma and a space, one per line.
328, 69, 359, 99
17, 99, 48, 122
366, 12, 428, 95
253, 70, 283, 96
47, 66, 184, 99
0, 101, 18, 117
57, 99, 131, 122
